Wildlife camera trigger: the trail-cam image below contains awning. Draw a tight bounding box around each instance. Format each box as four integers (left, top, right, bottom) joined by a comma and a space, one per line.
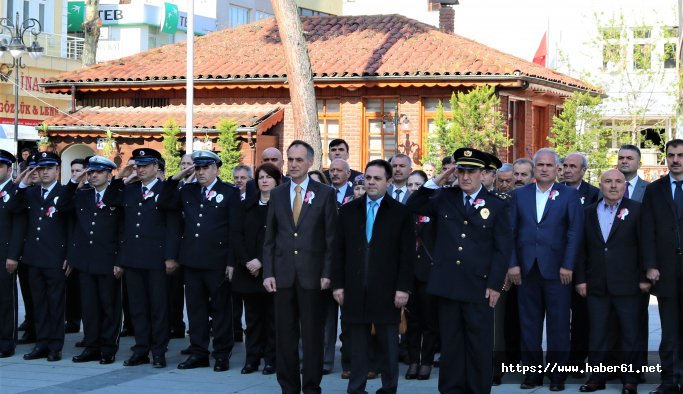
0, 124, 40, 140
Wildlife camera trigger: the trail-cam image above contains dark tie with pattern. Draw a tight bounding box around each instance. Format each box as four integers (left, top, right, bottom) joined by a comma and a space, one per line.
623, 182, 630, 199
41, 188, 48, 200
675, 181, 683, 218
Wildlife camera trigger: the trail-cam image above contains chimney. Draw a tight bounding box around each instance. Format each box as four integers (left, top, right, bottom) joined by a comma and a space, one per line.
439, 5, 455, 34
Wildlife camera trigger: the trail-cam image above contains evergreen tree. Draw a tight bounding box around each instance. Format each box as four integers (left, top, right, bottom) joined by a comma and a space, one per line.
161, 119, 181, 176
216, 119, 241, 182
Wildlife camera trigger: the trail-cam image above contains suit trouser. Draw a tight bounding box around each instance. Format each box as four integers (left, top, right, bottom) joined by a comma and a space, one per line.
65, 270, 81, 327
121, 275, 133, 333
657, 291, 683, 384
125, 267, 169, 357
504, 285, 521, 363
166, 266, 185, 333
184, 267, 233, 359
79, 272, 122, 357
274, 283, 325, 394
569, 289, 589, 366
518, 264, 571, 382
348, 323, 399, 394
27, 266, 65, 352
438, 297, 494, 394
242, 292, 275, 366
493, 290, 507, 377
323, 289, 339, 371
586, 294, 642, 384
233, 292, 244, 338
0, 268, 17, 353
406, 280, 438, 366
17, 261, 34, 333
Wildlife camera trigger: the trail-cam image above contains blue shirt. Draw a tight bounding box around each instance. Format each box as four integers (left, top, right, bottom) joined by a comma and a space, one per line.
462, 185, 483, 206
336, 182, 350, 204
669, 174, 683, 199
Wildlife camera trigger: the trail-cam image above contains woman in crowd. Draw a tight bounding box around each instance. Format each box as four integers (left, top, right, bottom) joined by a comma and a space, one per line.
308, 170, 330, 185
352, 174, 365, 199
233, 163, 282, 375
404, 170, 439, 381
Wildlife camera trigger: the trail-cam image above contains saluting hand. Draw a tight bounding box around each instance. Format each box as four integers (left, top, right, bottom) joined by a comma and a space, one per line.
433, 166, 456, 187
5, 258, 17, 274
485, 288, 500, 308
172, 166, 195, 182
14, 166, 36, 186
116, 164, 135, 180
559, 268, 573, 285
263, 277, 277, 293
394, 291, 409, 308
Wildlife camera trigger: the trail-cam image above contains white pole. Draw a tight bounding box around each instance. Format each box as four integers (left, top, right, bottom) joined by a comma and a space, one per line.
185, 0, 194, 153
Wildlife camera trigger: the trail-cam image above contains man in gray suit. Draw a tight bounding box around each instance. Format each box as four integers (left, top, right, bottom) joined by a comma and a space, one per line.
388, 154, 412, 204
263, 140, 338, 394
618, 144, 649, 202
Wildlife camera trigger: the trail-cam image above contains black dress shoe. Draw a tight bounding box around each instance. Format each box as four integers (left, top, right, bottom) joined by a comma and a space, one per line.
520, 376, 543, 389
23, 348, 48, 360
153, 355, 166, 368
100, 355, 115, 365
262, 365, 276, 375
322, 368, 331, 375
622, 383, 638, 394
180, 346, 192, 355
17, 332, 36, 345
72, 350, 100, 363
0, 350, 14, 358
549, 382, 566, 392
417, 365, 432, 380
492, 375, 502, 386
123, 354, 150, 366
405, 363, 418, 380
74, 340, 85, 348
47, 351, 62, 362
649, 384, 680, 394
64, 322, 80, 334
241, 363, 258, 374
579, 382, 606, 392
433, 358, 440, 368
214, 357, 229, 372
169, 327, 185, 339
177, 355, 210, 370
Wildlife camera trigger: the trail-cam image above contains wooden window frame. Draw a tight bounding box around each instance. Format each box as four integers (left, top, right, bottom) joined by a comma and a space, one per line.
317, 98, 342, 166
362, 97, 400, 164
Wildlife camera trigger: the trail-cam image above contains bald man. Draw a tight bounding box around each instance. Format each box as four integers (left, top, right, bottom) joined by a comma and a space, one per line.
575, 169, 648, 394
329, 159, 354, 207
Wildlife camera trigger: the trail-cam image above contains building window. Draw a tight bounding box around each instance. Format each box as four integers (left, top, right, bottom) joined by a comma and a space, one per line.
663, 26, 678, 39
229, 4, 250, 28
632, 26, 652, 39
317, 99, 341, 166
364, 98, 400, 161
38, 2, 44, 27
6, 0, 13, 25
633, 43, 652, 70
664, 42, 676, 69
255, 11, 273, 20
298, 7, 330, 17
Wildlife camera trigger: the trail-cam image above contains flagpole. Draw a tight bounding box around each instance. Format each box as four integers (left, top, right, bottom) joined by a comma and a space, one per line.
185, 0, 194, 154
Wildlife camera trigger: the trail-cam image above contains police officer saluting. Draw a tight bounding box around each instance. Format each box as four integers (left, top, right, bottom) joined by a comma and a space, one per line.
14, 152, 69, 362
60, 156, 123, 364
105, 148, 180, 368
162, 150, 241, 372
0, 150, 25, 358
407, 148, 513, 394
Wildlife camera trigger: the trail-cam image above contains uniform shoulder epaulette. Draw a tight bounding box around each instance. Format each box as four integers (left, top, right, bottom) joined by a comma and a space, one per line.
492, 191, 511, 200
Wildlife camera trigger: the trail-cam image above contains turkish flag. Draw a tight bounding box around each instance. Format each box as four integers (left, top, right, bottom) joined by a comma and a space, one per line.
533, 32, 547, 67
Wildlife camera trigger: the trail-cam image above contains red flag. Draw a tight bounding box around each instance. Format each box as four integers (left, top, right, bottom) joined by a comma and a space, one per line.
533, 32, 547, 67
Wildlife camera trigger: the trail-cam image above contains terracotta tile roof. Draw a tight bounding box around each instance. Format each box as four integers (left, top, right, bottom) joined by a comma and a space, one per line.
46, 105, 283, 131
45, 14, 595, 92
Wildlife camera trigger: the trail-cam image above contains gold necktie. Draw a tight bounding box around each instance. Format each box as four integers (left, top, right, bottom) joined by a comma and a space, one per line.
293, 185, 303, 224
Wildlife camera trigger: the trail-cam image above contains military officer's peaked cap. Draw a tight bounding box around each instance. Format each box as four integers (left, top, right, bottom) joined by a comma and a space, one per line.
453, 148, 487, 170
88, 155, 117, 171
486, 153, 503, 170
132, 148, 162, 166
191, 150, 222, 167
0, 149, 16, 165
36, 151, 61, 167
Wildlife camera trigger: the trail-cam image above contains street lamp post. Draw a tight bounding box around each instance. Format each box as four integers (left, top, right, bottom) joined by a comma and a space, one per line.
0, 12, 43, 159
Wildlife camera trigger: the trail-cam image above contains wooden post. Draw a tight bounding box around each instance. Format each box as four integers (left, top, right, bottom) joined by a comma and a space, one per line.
271, 0, 322, 170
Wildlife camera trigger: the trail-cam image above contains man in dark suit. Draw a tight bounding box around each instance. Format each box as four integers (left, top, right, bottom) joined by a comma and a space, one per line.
641, 139, 683, 394
263, 140, 338, 394
60, 156, 123, 365
14, 152, 69, 362
388, 154, 412, 204
562, 152, 600, 375
16, 154, 38, 345
408, 148, 513, 394
575, 169, 649, 394
507, 148, 584, 391
330, 159, 354, 208
0, 150, 25, 358
323, 139, 362, 182
333, 159, 414, 394
618, 145, 649, 202
163, 150, 241, 372
105, 148, 180, 368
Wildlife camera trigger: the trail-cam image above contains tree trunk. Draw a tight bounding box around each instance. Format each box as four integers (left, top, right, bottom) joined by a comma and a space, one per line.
271, 0, 322, 170
82, 0, 101, 66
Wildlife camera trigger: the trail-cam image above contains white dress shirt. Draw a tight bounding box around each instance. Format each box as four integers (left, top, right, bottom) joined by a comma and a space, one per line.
535, 184, 553, 223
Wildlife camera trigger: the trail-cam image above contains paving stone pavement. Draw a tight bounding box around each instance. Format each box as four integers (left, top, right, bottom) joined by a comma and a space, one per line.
0, 301, 664, 393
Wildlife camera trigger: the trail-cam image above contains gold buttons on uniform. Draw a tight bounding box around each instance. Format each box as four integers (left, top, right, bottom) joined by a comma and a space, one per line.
135, 235, 139, 238
199, 214, 203, 218
91, 222, 95, 225
195, 234, 199, 238
464, 220, 468, 225
196, 223, 200, 227
37, 227, 40, 231
138, 203, 142, 207
35, 237, 39, 241
461, 234, 466, 238
89, 231, 93, 235
456, 260, 461, 265
294, 233, 298, 237
137, 212, 141, 216
458, 247, 463, 251
136, 223, 140, 227
89, 241, 93, 244
38, 217, 42, 221
200, 204, 204, 208
294, 250, 298, 255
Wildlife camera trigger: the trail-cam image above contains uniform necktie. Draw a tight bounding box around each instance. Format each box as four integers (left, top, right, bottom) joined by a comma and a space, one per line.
623, 182, 630, 199
41, 188, 48, 200
366, 201, 377, 242
293, 185, 303, 224
675, 181, 683, 217
465, 195, 473, 214
95, 192, 101, 204
201, 187, 207, 200
142, 186, 148, 198
394, 189, 403, 201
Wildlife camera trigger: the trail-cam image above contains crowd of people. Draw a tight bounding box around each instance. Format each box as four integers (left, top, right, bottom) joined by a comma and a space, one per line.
0, 136, 680, 394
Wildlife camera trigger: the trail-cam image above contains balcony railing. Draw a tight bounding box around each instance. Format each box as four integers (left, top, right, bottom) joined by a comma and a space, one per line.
0, 32, 84, 60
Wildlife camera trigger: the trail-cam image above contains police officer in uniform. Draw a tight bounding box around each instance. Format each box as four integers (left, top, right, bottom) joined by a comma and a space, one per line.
407, 148, 513, 394
105, 148, 180, 368
14, 152, 69, 362
163, 150, 241, 372
0, 150, 25, 358
60, 156, 123, 364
